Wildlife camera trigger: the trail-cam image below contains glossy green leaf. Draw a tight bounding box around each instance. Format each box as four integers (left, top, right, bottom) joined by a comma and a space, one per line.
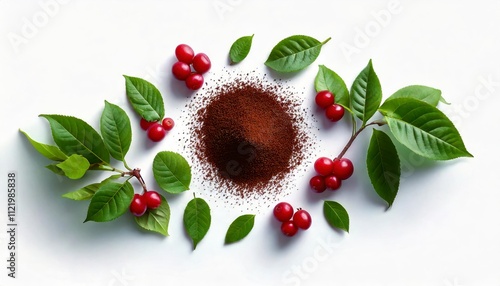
265, 35, 331, 73
183, 196, 211, 249
323, 201, 349, 232
225, 214, 255, 244
385, 85, 447, 107
135, 196, 170, 236
100, 101, 132, 161
153, 151, 191, 194
350, 60, 382, 124
39, 114, 110, 164
63, 183, 100, 201
229, 34, 254, 64
56, 154, 90, 179
367, 129, 400, 206
124, 75, 164, 121
20, 130, 68, 161
315, 65, 350, 107
379, 98, 473, 160
84, 181, 134, 222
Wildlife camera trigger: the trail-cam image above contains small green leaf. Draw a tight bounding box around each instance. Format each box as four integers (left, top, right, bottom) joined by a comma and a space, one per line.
100, 101, 132, 161
62, 183, 100, 201
20, 130, 68, 161
265, 35, 331, 73
315, 65, 349, 107
183, 196, 211, 249
367, 129, 400, 206
45, 164, 65, 176
135, 196, 170, 236
229, 34, 254, 64
379, 98, 473, 160
56, 154, 90, 179
225, 214, 255, 244
323, 201, 349, 232
84, 181, 134, 222
39, 114, 110, 164
124, 75, 165, 121
350, 59, 382, 125
385, 85, 446, 107
153, 151, 191, 194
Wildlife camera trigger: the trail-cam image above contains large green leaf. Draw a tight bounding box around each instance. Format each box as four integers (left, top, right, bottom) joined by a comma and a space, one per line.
135, 196, 170, 236
124, 75, 165, 121
20, 130, 68, 161
84, 181, 134, 222
183, 197, 211, 249
350, 60, 382, 124
379, 98, 473, 160
56, 154, 90, 179
385, 85, 447, 107
39, 114, 110, 164
323, 201, 349, 232
367, 129, 401, 206
153, 151, 191, 194
100, 101, 132, 161
314, 65, 349, 107
225, 214, 255, 244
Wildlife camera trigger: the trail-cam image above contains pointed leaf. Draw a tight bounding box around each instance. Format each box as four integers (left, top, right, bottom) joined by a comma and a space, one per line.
20, 130, 68, 161
39, 114, 110, 164
350, 60, 382, 124
315, 65, 349, 107
135, 196, 170, 236
385, 85, 446, 107
323, 201, 349, 232
56, 154, 90, 179
379, 98, 473, 160
124, 75, 164, 121
153, 151, 191, 194
63, 183, 100, 201
367, 129, 400, 206
45, 164, 65, 176
183, 196, 211, 249
229, 34, 254, 64
225, 214, 255, 244
84, 181, 134, 222
100, 101, 132, 161
265, 35, 331, 73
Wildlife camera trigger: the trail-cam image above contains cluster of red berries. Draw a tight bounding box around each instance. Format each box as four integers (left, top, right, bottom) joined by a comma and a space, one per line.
129, 190, 162, 217
140, 117, 175, 142
310, 157, 354, 193
315, 90, 345, 122
273, 202, 312, 237
172, 44, 211, 90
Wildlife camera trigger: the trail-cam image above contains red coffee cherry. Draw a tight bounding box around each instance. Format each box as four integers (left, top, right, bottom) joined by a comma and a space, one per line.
185, 73, 204, 90
143, 190, 162, 209
273, 202, 294, 222
281, 221, 299, 237
332, 158, 354, 180
309, 175, 326, 193
293, 209, 312, 230
175, 44, 195, 64
147, 123, 166, 142
130, 194, 147, 217
172, 61, 192, 80
325, 104, 345, 122
192, 53, 211, 74
314, 157, 334, 176
315, 90, 335, 109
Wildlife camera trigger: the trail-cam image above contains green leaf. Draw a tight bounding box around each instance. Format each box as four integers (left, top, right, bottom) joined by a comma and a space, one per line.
323, 201, 349, 232
183, 196, 211, 249
367, 129, 401, 206
124, 75, 165, 121
265, 35, 331, 73
350, 59, 382, 124
20, 130, 68, 161
84, 181, 134, 222
56, 154, 90, 179
229, 34, 254, 64
100, 101, 132, 161
62, 183, 100, 201
314, 65, 349, 107
379, 98, 473, 160
45, 164, 65, 176
39, 114, 110, 164
225, 214, 255, 244
385, 85, 447, 107
153, 151, 191, 194
135, 196, 170, 236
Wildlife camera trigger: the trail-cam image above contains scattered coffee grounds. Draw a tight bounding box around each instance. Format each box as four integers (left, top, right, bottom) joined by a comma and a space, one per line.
185, 70, 314, 210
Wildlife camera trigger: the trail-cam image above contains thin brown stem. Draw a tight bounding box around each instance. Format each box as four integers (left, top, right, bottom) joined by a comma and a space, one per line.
336, 120, 386, 159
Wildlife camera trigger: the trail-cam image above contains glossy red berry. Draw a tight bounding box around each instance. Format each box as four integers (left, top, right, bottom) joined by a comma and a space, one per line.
185, 73, 204, 90
130, 194, 147, 217
281, 221, 299, 237
325, 104, 345, 122
172, 61, 192, 80
140, 118, 155, 131
315, 90, 335, 109
192, 53, 211, 74
314, 157, 334, 176
324, 175, 342, 190
309, 175, 326, 193
143, 190, 162, 209
293, 209, 312, 230
147, 123, 166, 142
175, 44, 195, 64
273, 202, 294, 222
332, 158, 354, 180
162, 118, 175, 131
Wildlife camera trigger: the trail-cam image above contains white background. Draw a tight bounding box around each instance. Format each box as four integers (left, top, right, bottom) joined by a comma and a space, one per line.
1, 1, 500, 285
